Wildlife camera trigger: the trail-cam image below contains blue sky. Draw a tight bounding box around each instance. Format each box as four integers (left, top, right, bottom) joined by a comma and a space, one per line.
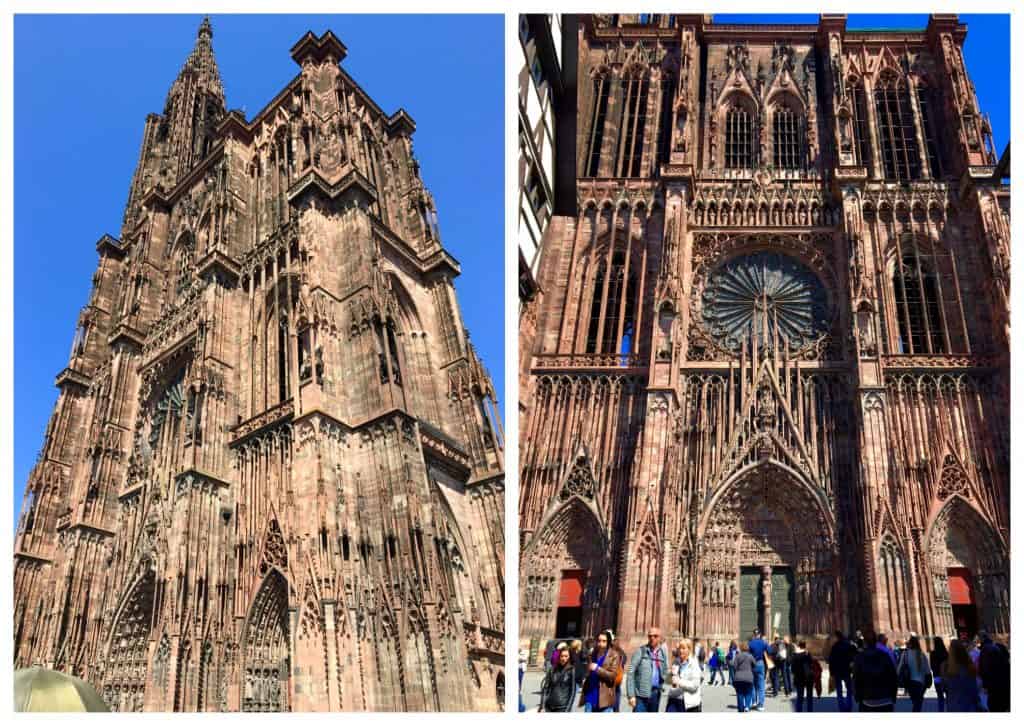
13, 14, 504, 527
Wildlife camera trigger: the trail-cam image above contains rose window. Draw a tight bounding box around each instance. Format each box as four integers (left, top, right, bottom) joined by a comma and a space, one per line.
701, 251, 828, 353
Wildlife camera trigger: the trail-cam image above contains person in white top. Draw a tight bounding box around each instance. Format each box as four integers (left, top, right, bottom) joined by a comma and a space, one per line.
897, 636, 933, 712
667, 638, 703, 712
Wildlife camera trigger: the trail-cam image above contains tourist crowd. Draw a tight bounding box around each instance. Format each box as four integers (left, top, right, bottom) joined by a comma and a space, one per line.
522, 627, 1010, 713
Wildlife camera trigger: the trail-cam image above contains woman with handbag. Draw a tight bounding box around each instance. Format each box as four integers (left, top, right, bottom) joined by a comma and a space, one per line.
581, 630, 621, 713
897, 636, 933, 712
666, 638, 703, 712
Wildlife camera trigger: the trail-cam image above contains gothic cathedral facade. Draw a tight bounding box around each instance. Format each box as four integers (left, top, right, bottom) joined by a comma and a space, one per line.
519, 15, 1009, 654
14, 20, 505, 711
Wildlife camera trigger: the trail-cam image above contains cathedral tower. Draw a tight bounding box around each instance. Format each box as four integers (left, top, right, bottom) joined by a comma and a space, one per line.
15, 19, 505, 712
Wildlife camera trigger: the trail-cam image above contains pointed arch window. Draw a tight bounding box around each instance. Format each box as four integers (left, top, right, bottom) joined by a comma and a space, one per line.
724, 102, 755, 169
771, 101, 804, 169
584, 234, 640, 358
916, 82, 946, 178
875, 73, 921, 181
174, 236, 194, 298
850, 77, 873, 168
585, 76, 611, 177
618, 74, 650, 177
656, 76, 676, 166
375, 317, 403, 387
893, 247, 946, 354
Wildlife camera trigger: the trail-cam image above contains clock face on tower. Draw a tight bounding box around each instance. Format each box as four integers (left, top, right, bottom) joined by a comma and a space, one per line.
700, 251, 828, 354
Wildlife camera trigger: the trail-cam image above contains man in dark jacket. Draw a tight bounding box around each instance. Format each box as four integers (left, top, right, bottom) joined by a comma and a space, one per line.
977, 631, 1010, 712
539, 646, 576, 712
790, 641, 815, 712
828, 631, 858, 712
852, 629, 898, 712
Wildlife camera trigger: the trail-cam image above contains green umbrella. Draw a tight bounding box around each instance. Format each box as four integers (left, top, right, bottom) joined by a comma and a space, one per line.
13, 667, 110, 712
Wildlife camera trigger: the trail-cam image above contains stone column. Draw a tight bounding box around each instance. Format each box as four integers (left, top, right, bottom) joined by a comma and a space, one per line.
761, 566, 773, 636
322, 599, 340, 710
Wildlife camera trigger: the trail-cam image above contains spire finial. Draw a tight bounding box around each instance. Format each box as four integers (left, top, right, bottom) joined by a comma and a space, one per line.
198, 16, 213, 40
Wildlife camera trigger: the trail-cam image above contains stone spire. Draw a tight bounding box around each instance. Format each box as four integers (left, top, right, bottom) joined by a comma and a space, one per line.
174, 15, 225, 104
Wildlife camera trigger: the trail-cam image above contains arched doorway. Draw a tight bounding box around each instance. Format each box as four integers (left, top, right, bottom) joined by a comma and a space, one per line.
697, 463, 836, 640
102, 569, 156, 712
520, 495, 611, 645
242, 570, 290, 712
926, 497, 1009, 638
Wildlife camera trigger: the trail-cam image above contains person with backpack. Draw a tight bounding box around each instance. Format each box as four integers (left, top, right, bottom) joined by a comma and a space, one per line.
625, 627, 670, 712
539, 645, 577, 712
727, 640, 739, 686
897, 635, 932, 712
852, 628, 898, 712
714, 642, 728, 686
930, 636, 949, 712
731, 641, 757, 713
790, 640, 815, 712
581, 629, 621, 712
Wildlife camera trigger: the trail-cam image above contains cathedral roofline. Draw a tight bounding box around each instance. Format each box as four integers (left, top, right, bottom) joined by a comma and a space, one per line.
290, 30, 348, 66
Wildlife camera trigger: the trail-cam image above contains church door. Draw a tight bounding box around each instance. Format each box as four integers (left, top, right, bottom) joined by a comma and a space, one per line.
739, 567, 762, 637
555, 569, 585, 637
947, 567, 978, 638
770, 568, 796, 637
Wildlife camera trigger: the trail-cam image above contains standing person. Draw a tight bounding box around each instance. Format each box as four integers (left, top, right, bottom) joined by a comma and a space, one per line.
828, 630, 858, 713
610, 632, 627, 711
748, 629, 770, 711
693, 638, 706, 683
539, 645, 577, 712
853, 629, 865, 650
877, 633, 897, 667
781, 635, 793, 697
571, 639, 588, 702
727, 640, 739, 686
667, 638, 703, 712
518, 649, 528, 712
944, 639, 982, 712
897, 635, 932, 712
626, 627, 670, 712
790, 640, 815, 712
930, 636, 949, 712
731, 641, 757, 713
852, 629, 898, 712
581, 630, 621, 713
715, 642, 728, 686
977, 630, 1010, 712
767, 636, 780, 696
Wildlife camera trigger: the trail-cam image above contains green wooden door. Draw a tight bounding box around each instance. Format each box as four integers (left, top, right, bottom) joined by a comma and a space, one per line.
770, 568, 796, 637
740, 567, 762, 637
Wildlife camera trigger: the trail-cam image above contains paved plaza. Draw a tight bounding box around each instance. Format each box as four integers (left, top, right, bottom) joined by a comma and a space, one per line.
520, 668, 941, 713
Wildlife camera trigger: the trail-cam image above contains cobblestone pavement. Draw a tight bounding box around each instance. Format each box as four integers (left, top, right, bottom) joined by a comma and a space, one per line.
519, 669, 940, 713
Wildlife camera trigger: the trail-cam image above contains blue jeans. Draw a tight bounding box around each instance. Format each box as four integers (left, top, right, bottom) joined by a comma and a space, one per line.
735, 681, 754, 712
783, 661, 793, 694
753, 662, 766, 708
835, 673, 854, 712
795, 683, 814, 712
728, 664, 735, 685
935, 678, 947, 712
666, 697, 685, 712
584, 703, 615, 712
907, 681, 926, 712
633, 687, 661, 712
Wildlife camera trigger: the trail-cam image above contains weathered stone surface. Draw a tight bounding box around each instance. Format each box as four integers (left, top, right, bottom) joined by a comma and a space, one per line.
14, 18, 504, 712
519, 14, 1008, 660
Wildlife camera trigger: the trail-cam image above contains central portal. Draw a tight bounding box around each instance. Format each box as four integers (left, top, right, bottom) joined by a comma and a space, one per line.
697, 463, 836, 639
